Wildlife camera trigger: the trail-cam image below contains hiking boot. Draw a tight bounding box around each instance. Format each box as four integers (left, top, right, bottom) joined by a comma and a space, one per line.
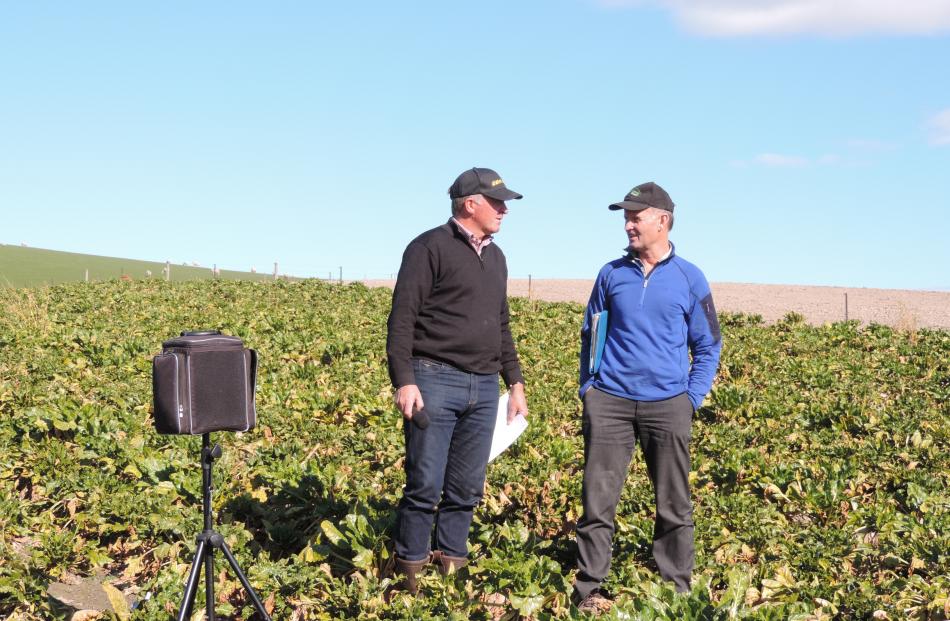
573, 588, 613, 615
430, 550, 468, 576
385, 555, 430, 600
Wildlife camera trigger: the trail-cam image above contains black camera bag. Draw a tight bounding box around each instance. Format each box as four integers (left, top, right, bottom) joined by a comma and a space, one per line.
152, 331, 258, 434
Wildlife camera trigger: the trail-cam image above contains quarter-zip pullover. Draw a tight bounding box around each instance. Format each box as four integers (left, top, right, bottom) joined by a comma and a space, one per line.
387, 219, 524, 389
451, 217, 493, 256
579, 244, 721, 409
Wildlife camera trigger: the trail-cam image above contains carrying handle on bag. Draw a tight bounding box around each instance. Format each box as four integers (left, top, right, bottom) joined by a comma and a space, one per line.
181, 330, 222, 337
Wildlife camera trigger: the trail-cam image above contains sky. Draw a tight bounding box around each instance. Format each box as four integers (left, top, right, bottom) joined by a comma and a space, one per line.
2, 1, 949, 290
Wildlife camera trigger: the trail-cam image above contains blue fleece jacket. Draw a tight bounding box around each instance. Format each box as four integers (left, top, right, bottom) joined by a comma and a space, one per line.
579, 244, 722, 410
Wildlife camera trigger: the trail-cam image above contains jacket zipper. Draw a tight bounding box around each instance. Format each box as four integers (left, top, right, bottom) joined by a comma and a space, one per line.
175, 354, 185, 433
639, 259, 670, 307
628, 246, 674, 308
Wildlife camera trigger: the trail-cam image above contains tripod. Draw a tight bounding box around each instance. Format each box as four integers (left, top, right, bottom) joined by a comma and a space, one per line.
176, 433, 272, 621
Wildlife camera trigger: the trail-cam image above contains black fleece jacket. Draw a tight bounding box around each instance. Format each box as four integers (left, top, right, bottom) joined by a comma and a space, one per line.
386, 219, 524, 389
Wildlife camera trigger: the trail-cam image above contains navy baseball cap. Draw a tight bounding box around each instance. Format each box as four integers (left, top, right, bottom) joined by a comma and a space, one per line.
449, 167, 523, 201
609, 181, 674, 212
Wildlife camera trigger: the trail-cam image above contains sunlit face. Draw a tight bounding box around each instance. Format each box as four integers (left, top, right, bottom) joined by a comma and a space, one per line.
468, 194, 509, 237
624, 208, 665, 252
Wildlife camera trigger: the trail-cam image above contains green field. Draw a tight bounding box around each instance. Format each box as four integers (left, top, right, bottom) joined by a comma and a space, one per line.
1, 280, 948, 620
0, 244, 279, 287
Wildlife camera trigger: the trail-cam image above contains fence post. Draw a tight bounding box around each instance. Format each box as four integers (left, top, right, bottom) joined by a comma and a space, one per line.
339, 266, 343, 284
85, 269, 89, 283
844, 293, 849, 322
273, 262, 278, 281
528, 274, 532, 300
165, 261, 171, 282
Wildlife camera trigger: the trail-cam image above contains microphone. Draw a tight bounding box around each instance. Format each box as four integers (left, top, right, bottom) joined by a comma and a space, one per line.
411, 407, 430, 430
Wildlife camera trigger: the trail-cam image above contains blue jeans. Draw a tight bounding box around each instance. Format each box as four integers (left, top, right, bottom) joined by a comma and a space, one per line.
394, 357, 499, 561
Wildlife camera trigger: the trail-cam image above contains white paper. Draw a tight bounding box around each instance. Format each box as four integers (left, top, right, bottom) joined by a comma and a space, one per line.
488, 392, 528, 462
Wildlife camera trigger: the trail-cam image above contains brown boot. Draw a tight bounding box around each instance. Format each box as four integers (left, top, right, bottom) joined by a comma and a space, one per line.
386, 555, 430, 600
430, 550, 468, 576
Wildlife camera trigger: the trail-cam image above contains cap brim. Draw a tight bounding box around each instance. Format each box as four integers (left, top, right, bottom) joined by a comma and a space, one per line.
483, 187, 523, 201
608, 200, 649, 211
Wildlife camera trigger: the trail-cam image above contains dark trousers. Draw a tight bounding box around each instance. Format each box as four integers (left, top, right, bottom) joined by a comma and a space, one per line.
575, 388, 694, 597
394, 357, 499, 561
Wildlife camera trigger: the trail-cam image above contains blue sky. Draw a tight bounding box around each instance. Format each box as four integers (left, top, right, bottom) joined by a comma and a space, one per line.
2, 1, 948, 289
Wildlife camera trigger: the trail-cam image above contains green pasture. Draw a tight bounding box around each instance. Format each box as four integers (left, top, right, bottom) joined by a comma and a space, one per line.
0, 244, 277, 287
0, 280, 948, 620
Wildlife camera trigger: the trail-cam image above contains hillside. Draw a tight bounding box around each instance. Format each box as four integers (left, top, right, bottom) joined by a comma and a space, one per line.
0, 244, 278, 287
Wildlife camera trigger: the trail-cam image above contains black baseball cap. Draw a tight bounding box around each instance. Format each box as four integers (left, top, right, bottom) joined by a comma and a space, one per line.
608, 181, 674, 212
448, 167, 523, 201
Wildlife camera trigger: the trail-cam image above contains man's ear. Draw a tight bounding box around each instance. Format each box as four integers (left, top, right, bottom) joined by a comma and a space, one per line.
464, 196, 479, 216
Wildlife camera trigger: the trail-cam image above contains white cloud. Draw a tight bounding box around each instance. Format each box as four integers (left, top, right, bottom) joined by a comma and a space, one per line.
755, 153, 809, 167
815, 154, 842, 165
731, 152, 849, 167
845, 139, 897, 152
597, 0, 950, 36
928, 109, 950, 146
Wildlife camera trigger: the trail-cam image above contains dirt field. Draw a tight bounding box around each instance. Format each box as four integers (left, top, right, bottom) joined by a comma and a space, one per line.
362, 279, 950, 330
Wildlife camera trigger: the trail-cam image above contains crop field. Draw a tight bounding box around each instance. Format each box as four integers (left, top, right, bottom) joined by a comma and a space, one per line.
0, 245, 276, 288
1, 280, 948, 620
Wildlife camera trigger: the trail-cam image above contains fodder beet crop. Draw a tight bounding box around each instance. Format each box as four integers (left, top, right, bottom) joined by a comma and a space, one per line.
1, 280, 948, 620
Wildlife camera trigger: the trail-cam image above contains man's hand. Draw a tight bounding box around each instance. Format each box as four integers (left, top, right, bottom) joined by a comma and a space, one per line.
394, 384, 424, 421
507, 382, 528, 424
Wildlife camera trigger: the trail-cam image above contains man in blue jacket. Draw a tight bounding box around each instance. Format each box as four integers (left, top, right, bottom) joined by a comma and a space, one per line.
572, 181, 721, 613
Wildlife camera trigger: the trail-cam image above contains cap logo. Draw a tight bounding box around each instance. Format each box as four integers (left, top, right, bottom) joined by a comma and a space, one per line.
629, 188, 641, 197
491, 179, 504, 187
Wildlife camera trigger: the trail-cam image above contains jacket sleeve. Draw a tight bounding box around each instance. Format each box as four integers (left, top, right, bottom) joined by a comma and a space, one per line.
685, 273, 722, 410
579, 265, 610, 398
386, 241, 434, 388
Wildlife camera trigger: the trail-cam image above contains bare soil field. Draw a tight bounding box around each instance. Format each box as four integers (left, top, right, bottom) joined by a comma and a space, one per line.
362, 279, 950, 330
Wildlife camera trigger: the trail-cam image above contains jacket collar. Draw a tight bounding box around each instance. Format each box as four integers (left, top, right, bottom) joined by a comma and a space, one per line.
625, 241, 676, 266
446, 218, 494, 253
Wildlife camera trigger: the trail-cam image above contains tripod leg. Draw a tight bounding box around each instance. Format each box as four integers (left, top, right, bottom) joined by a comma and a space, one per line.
177, 539, 207, 621
206, 546, 215, 621
219, 541, 273, 620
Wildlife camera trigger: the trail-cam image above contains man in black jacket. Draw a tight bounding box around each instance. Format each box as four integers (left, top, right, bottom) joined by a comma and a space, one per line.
386, 167, 529, 595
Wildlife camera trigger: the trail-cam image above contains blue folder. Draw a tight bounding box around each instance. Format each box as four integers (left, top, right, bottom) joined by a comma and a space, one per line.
588, 310, 608, 374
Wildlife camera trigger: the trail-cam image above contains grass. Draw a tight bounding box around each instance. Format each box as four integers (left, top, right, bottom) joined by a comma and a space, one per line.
1, 279, 948, 619
0, 244, 280, 287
